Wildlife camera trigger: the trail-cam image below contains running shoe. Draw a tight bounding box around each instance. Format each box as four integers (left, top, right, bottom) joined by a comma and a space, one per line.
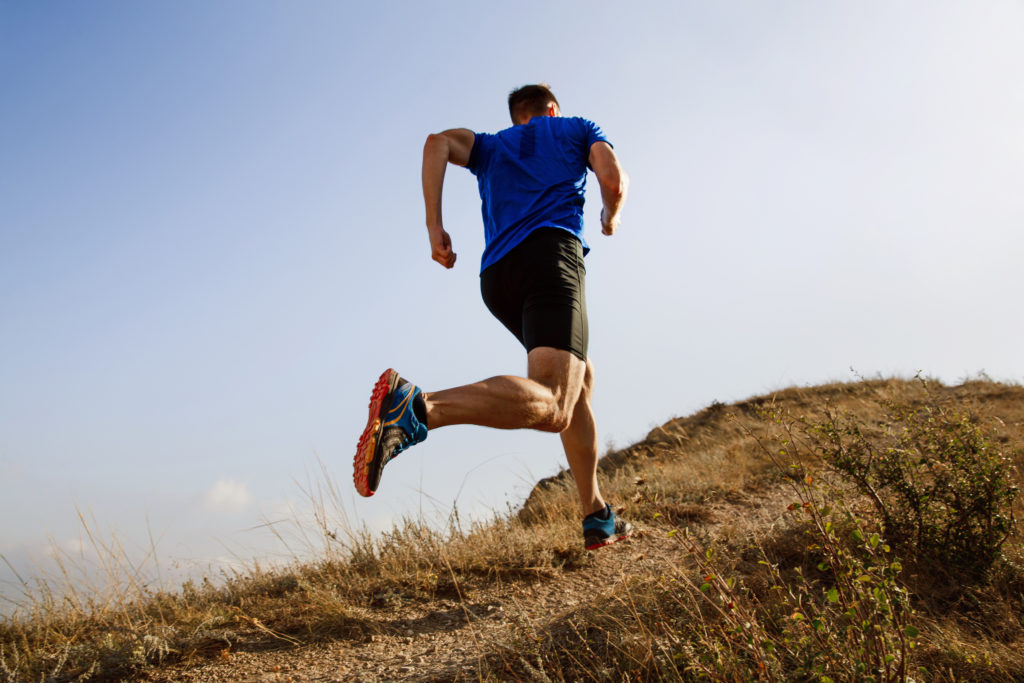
354, 369, 428, 497
583, 504, 633, 550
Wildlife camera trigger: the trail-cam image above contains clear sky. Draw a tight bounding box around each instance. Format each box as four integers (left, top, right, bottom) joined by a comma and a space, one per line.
2, 1, 1022, 600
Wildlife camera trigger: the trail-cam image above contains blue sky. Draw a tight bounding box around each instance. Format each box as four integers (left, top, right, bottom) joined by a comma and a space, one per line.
2, 1, 1022, 600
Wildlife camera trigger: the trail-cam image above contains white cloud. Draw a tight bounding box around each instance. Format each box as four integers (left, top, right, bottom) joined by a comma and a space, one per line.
204, 479, 252, 512
42, 537, 94, 562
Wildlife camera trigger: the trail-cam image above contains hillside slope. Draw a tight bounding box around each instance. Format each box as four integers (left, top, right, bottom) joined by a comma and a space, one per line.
3, 377, 1023, 681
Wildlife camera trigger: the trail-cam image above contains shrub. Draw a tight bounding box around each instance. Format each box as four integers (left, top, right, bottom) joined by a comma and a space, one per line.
811, 384, 1019, 576
682, 412, 922, 681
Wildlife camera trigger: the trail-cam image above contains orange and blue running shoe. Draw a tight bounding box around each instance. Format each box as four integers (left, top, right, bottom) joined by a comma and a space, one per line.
354, 369, 428, 497
583, 504, 633, 550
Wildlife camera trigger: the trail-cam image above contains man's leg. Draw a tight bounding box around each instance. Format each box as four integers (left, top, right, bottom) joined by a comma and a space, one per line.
424, 350, 607, 517
563, 360, 632, 549
558, 359, 606, 517
356, 350, 631, 546
423, 346, 586, 434
354, 346, 590, 498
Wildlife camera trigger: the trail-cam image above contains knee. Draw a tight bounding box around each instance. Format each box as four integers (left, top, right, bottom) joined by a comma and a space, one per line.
581, 360, 595, 398
540, 410, 573, 434
542, 362, 595, 433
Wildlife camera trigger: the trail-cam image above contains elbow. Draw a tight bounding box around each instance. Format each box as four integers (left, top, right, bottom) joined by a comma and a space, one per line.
424, 133, 448, 156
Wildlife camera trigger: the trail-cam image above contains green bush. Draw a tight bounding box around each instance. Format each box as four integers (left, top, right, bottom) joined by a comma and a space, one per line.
668, 505, 917, 682
812, 387, 1018, 576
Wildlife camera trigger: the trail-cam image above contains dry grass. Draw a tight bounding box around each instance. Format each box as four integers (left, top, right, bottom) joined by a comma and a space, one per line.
0, 474, 590, 681
486, 376, 1024, 681
2, 376, 1023, 681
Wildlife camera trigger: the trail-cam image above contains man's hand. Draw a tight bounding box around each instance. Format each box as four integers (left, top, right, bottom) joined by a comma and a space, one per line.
430, 228, 457, 269
600, 208, 620, 236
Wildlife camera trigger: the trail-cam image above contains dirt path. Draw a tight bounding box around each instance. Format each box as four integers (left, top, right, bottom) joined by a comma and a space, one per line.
140, 484, 792, 682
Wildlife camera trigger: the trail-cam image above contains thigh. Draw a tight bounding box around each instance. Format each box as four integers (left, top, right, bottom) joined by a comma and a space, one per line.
480, 257, 526, 346
480, 228, 590, 360
520, 230, 589, 361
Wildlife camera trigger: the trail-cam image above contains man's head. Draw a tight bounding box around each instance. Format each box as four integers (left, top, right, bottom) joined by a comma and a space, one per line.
508, 84, 561, 125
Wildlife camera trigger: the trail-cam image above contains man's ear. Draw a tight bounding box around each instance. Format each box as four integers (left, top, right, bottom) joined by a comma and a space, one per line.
547, 104, 559, 117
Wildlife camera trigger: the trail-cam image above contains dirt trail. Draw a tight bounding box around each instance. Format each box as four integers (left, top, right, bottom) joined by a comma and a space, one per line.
141, 483, 793, 682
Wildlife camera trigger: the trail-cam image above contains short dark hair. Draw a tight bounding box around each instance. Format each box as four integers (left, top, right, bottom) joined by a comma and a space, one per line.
508, 83, 560, 124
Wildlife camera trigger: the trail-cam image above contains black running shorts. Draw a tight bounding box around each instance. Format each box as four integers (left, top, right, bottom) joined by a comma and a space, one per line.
479, 228, 588, 361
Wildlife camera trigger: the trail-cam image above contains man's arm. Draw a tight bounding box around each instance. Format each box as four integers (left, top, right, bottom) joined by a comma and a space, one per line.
422, 128, 475, 268
588, 141, 629, 236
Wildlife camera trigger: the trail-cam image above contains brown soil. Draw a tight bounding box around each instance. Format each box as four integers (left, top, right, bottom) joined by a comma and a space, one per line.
139, 484, 794, 682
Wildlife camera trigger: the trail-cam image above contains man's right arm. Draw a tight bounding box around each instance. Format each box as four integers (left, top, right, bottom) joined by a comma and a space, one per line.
422, 128, 475, 268
588, 141, 629, 236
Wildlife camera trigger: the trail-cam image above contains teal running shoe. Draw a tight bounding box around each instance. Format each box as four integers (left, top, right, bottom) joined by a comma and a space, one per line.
583, 504, 633, 550
354, 369, 428, 497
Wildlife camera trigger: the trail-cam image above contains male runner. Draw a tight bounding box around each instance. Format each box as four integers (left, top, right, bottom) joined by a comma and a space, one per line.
354, 84, 631, 550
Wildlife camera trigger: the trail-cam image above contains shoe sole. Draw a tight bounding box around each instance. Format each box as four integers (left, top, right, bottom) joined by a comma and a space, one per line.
353, 368, 399, 497
585, 527, 634, 551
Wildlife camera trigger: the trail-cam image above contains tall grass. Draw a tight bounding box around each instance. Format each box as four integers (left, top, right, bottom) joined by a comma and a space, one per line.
479, 377, 1024, 681
0, 461, 590, 680
2, 376, 1022, 681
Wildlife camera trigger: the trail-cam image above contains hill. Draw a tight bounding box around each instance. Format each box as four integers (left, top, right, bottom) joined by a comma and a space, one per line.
2, 376, 1022, 681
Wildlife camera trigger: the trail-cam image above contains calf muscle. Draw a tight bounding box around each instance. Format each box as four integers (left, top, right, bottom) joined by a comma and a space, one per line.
423, 347, 585, 433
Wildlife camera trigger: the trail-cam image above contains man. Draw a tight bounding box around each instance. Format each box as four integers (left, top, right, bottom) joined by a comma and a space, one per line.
354, 84, 631, 550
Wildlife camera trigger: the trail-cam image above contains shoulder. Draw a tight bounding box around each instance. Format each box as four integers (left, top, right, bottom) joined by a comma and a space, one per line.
547, 116, 608, 139
573, 117, 608, 142
468, 130, 497, 173
474, 125, 522, 159
472, 129, 496, 146
547, 117, 610, 151
555, 116, 601, 131
567, 115, 597, 127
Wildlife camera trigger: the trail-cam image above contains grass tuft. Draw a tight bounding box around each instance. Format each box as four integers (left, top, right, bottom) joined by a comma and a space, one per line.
2, 376, 1023, 681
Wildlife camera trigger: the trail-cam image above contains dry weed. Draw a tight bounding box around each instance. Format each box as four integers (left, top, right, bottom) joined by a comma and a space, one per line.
2, 376, 1023, 681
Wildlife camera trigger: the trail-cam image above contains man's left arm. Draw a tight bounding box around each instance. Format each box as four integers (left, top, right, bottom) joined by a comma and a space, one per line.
422, 128, 475, 269
589, 141, 629, 236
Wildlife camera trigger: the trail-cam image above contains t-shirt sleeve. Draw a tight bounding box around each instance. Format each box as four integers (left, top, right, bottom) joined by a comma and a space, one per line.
579, 118, 611, 171
581, 117, 611, 149
467, 131, 492, 175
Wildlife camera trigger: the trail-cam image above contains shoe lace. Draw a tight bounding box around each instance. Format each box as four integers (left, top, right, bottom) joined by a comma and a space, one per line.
394, 432, 414, 454
383, 425, 415, 460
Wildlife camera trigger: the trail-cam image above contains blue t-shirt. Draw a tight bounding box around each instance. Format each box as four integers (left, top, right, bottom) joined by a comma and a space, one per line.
467, 116, 610, 273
